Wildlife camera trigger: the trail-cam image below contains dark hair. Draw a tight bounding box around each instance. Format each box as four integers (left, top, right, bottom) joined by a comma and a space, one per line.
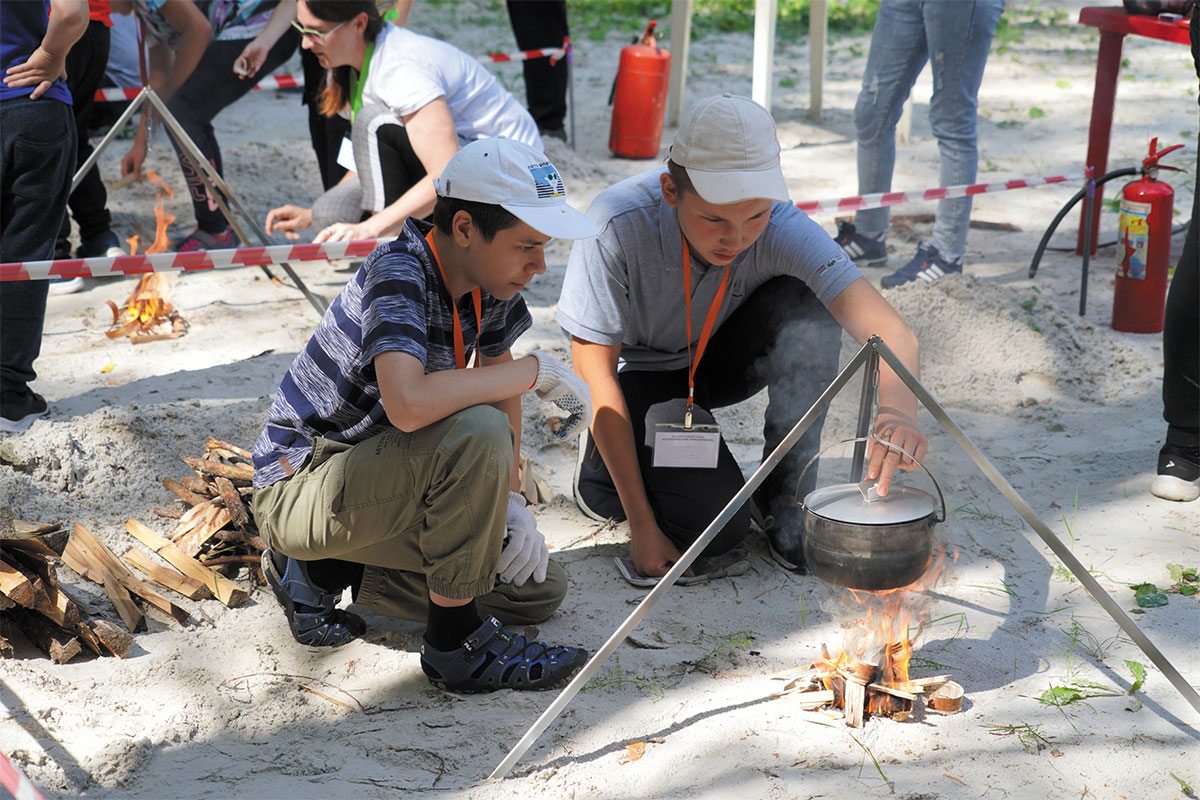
431, 197, 520, 242
306, 0, 384, 118
666, 159, 696, 197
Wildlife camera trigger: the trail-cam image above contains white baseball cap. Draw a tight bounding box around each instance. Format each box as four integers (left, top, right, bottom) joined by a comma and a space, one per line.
433, 138, 599, 240
669, 93, 790, 205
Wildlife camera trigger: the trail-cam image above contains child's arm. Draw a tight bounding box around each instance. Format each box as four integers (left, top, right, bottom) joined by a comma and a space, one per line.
2, 0, 88, 99
374, 350, 538, 434
480, 350, 524, 492
826, 276, 927, 495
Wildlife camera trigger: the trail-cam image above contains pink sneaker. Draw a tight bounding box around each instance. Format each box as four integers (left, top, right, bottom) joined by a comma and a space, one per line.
172, 226, 236, 252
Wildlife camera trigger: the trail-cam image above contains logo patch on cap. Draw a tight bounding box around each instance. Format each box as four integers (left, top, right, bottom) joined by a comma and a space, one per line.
529, 163, 564, 199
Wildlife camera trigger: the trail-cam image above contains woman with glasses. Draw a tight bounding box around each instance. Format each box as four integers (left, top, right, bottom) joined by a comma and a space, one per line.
264, 0, 542, 245
114, 0, 299, 251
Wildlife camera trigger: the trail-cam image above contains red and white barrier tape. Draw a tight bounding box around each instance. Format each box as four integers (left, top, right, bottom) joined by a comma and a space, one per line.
1, 751, 47, 800
1, 172, 1079, 281
795, 175, 1076, 216
1, 240, 385, 282
93, 40, 570, 101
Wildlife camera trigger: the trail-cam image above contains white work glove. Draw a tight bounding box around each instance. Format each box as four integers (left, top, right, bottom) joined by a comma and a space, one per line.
497, 491, 549, 586
529, 350, 593, 440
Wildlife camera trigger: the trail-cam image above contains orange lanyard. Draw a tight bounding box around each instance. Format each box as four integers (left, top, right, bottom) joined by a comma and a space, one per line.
425, 230, 482, 369
681, 235, 730, 428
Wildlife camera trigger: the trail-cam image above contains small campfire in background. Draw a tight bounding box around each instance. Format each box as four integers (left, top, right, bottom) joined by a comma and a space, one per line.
107, 171, 187, 344
778, 550, 962, 726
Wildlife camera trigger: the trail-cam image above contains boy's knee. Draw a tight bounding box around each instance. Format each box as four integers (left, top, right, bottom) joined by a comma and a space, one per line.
477, 560, 570, 625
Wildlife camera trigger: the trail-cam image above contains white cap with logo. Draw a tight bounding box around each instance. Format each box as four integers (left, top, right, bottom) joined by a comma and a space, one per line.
669, 93, 790, 205
433, 138, 599, 240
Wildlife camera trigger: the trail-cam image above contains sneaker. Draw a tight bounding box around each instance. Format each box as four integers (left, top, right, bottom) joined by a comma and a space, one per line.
834, 221, 888, 268
420, 616, 588, 693
539, 126, 568, 143
1150, 442, 1200, 502
77, 229, 126, 259
880, 242, 963, 288
261, 550, 366, 646
48, 277, 85, 295
172, 226, 236, 253
0, 390, 48, 433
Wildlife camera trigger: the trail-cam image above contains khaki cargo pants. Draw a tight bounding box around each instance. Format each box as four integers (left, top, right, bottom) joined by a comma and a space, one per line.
251, 405, 568, 625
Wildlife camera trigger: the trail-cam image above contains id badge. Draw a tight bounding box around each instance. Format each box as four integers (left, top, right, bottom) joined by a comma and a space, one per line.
652, 422, 720, 469
336, 136, 355, 171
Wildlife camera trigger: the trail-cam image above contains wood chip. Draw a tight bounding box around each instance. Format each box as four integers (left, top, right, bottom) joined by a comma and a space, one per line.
927, 680, 964, 713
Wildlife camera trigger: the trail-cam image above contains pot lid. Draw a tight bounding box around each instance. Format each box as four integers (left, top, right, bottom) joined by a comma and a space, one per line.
804, 483, 937, 525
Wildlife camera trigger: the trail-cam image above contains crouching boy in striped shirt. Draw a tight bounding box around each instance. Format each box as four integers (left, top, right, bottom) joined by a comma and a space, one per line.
251, 138, 599, 692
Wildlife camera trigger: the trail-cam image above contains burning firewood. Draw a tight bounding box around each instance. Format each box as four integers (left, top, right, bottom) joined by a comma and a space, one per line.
105, 273, 188, 344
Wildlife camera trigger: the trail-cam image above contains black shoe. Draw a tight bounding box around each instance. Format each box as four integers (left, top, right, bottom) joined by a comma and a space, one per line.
0, 390, 48, 433
420, 616, 588, 692
540, 126, 567, 142
1151, 442, 1200, 502
262, 550, 366, 646
77, 229, 126, 259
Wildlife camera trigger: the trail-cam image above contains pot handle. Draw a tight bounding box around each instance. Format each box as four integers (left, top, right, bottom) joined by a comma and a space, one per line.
795, 435, 945, 523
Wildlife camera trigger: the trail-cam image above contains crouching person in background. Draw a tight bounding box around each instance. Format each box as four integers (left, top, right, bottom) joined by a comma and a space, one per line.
251, 138, 600, 692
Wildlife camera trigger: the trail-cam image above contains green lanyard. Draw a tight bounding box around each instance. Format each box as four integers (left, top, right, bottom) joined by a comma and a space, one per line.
349, 40, 375, 123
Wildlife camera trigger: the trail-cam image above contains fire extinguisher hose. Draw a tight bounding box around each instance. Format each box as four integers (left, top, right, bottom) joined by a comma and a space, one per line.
1028, 167, 1138, 279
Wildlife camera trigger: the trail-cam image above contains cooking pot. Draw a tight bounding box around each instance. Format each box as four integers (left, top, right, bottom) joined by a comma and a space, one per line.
797, 437, 945, 591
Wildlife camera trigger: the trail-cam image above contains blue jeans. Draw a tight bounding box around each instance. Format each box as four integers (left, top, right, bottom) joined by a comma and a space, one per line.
853, 0, 1004, 259
0, 97, 76, 396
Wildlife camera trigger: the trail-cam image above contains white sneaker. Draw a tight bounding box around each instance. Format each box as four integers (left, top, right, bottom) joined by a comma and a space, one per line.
48, 277, 85, 295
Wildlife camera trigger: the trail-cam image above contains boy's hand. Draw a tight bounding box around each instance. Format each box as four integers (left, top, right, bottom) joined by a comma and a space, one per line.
265, 204, 312, 239
529, 351, 592, 439
630, 521, 692, 579
497, 491, 548, 585
866, 409, 927, 496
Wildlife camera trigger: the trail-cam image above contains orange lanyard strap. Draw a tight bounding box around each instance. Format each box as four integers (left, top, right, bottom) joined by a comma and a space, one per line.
425, 230, 482, 370
681, 235, 731, 424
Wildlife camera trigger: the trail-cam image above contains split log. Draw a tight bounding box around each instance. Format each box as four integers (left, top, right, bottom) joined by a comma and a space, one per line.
101, 571, 146, 633
927, 681, 964, 714
162, 477, 208, 508
179, 476, 213, 496
206, 437, 252, 460
868, 683, 918, 701
181, 457, 253, 484
89, 618, 134, 658
0, 557, 36, 607
125, 519, 248, 607
152, 506, 185, 520
795, 689, 836, 710
173, 503, 231, 557
2, 521, 69, 557
843, 676, 866, 728
214, 477, 249, 529
63, 523, 189, 626
6, 607, 82, 664
123, 548, 211, 601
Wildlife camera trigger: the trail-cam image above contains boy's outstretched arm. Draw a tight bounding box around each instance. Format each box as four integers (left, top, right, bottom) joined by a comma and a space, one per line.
826, 277, 928, 496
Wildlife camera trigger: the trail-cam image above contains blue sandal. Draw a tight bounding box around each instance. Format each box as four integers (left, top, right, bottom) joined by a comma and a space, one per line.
262, 550, 366, 647
420, 617, 588, 692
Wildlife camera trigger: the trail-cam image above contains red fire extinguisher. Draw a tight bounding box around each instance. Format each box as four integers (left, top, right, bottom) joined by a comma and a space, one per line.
1112, 138, 1184, 333
609, 21, 671, 159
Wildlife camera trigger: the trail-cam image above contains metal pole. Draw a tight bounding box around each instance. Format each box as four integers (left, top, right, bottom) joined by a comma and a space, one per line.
871, 338, 1200, 716
849, 346, 878, 482
566, 39, 576, 152
141, 89, 329, 315
1079, 169, 1096, 316
488, 341, 876, 780
70, 88, 149, 195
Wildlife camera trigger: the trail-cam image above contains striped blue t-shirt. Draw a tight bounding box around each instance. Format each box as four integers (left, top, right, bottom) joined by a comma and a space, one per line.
252, 218, 531, 488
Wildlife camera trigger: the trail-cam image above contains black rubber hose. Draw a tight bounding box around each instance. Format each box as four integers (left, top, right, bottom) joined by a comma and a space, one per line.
1028, 167, 1139, 279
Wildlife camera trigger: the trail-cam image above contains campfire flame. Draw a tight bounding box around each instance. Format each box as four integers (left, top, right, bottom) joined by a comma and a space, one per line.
126, 234, 139, 256
808, 543, 952, 724
143, 170, 176, 254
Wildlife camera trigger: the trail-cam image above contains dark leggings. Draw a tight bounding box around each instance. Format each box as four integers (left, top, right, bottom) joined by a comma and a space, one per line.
166, 31, 298, 233
575, 277, 842, 557
60, 20, 112, 245
1161, 130, 1198, 447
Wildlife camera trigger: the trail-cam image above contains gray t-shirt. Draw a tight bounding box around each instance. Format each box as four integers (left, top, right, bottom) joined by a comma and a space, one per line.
557, 167, 861, 371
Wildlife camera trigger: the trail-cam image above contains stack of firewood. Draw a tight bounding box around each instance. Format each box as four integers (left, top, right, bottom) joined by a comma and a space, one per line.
147, 436, 265, 586
1, 515, 134, 662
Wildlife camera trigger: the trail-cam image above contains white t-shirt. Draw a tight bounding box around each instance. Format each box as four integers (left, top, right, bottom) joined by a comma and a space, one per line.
359, 25, 541, 149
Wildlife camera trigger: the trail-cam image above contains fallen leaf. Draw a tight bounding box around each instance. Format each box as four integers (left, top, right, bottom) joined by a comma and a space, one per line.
100, 362, 116, 374
617, 740, 645, 764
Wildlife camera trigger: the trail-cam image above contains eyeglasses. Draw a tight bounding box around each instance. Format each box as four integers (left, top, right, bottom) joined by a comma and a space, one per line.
290, 18, 347, 45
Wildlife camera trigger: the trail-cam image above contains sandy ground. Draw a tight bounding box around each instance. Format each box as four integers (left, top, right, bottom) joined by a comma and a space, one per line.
3, 2, 1198, 798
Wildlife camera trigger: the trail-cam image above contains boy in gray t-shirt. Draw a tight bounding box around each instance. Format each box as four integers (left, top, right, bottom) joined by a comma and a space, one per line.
557, 94, 927, 577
